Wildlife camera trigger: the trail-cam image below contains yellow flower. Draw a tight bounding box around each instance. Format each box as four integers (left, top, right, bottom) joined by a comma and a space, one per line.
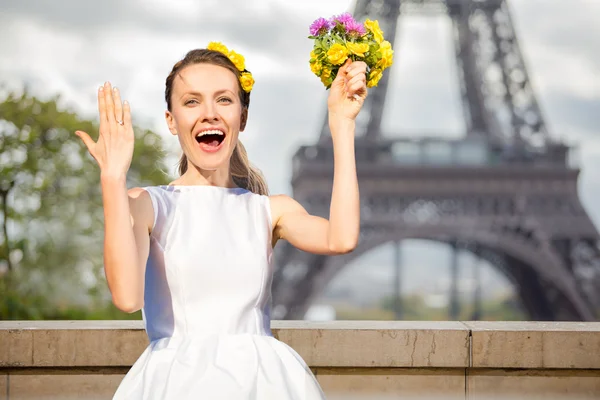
327, 43, 349, 65
207, 41, 229, 55
379, 40, 394, 69
364, 19, 384, 44
346, 42, 369, 58
310, 60, 322, 76
320, 68, 333, 87
367, 68, 383, 88
228, 50, 245, 71
239, 72, 254, 92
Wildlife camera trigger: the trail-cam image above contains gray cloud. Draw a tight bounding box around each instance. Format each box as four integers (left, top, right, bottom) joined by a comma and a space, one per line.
1, 0, 158, 35
512, 0, 600, 66
542, 92, 600, 139
0, 0, 318, 70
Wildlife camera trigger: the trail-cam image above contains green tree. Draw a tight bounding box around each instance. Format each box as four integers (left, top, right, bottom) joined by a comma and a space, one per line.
0, 89, 170, 319
379, 292, 527, 321
380, 294, 451, 320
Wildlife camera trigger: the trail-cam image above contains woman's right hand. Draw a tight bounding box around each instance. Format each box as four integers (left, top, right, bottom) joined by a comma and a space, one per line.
76, 81, 134, 178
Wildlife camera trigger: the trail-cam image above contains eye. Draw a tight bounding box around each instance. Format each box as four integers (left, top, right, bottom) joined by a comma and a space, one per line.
185, 99, 199, 106
218, 97, 233, 104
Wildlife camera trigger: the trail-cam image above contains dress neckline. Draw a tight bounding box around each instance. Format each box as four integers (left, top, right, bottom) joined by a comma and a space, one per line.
161, 185, 249, 193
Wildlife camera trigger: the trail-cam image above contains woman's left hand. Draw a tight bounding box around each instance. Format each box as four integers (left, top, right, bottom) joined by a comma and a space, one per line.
327, 59, 368, 121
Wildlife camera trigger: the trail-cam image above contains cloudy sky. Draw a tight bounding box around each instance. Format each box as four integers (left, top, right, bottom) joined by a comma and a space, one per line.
2, 0, 599, 310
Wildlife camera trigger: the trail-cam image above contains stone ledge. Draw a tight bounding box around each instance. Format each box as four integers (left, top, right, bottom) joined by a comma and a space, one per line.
0, 321, 147, 368
1, 321, 599, 370
273, 321, 469, 367
467, 368, 600, 399
465, 321, 600, 369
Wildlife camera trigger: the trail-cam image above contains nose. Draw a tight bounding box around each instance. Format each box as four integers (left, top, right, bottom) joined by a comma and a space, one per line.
200, 101, 219, 122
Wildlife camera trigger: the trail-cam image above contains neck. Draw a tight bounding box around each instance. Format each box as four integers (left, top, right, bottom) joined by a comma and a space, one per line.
173, 165, 238, 188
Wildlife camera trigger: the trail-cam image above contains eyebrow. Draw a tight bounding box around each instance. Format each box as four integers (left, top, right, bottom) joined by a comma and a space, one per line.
179, 89, 236, 100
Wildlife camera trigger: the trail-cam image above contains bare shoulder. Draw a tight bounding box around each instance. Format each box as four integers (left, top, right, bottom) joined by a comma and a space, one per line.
128, 187, 152, 205
127, 187, 154, 231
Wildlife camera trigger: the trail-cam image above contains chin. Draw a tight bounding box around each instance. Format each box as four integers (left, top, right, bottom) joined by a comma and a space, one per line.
189, 150, 232, 171
189, 157, 226, 172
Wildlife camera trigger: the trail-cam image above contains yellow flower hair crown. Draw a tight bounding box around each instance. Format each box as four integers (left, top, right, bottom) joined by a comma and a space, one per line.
308, 14, 394, 89
207, 42, 254, 93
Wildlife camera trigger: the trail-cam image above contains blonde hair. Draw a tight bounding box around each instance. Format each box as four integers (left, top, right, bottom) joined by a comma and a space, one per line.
165, 49, 269, 195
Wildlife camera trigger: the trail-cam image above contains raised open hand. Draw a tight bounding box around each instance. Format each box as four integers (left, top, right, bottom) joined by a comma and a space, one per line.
327, 59, 368, 121
75, 82, 134, 178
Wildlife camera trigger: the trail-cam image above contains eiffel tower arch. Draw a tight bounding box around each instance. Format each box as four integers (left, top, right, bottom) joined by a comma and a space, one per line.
272, 0, 600, 321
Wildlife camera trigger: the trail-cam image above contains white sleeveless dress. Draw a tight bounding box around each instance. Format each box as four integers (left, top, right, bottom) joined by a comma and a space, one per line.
113, 185, 326, 400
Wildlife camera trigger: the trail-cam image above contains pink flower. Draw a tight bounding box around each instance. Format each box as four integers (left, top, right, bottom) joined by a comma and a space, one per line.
330, 12, 355, 27
345, 20, 366, 37
310, 17, 331, 36
330, 12, 365, 36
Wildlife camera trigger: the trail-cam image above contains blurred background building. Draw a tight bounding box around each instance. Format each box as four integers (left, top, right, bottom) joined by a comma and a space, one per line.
272, 0, 600, 322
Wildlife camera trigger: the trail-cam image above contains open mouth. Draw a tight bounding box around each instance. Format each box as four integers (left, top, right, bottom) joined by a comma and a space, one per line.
195, 129, 226, 151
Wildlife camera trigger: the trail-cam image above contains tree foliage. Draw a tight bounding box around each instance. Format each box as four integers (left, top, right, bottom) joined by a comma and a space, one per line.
0, 89, 169, 319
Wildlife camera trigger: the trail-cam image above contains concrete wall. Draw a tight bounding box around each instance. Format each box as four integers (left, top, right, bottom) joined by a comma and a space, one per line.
1, 321, 599, 399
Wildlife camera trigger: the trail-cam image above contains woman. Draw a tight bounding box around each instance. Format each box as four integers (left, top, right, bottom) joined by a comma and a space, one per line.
76, 45, 367, 399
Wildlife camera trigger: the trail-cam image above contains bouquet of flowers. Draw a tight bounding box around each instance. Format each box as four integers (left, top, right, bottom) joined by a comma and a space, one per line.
308, 12, 394, 89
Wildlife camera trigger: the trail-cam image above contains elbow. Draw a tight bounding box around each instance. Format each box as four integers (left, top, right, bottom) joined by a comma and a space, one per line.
112, 296, 143, 314
328, 238, 358, 255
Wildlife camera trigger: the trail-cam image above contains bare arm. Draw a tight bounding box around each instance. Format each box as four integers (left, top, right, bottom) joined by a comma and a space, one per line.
272, 60, 366, 255
76, 82, 151, 313
101, 179, 153, 312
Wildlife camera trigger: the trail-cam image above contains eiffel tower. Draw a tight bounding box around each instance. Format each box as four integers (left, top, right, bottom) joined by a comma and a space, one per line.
272, 0, 600, 321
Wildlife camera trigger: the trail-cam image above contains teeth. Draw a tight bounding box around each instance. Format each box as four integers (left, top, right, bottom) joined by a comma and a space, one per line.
196, 130, 224, 137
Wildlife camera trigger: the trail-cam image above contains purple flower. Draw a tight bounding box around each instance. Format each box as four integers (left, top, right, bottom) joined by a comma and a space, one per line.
310, 17, 331, 36
331, 12, 355, 26
329, 12, 365, 36
345, 20, 366, 37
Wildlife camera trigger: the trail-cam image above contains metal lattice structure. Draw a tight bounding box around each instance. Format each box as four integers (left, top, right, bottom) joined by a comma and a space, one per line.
272, 0, 600, 321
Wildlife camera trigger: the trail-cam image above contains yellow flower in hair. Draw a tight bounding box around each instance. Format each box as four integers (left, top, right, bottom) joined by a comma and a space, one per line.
346, 42, 369, 58
240, 72, 254, 93
327, 43, 349, 65
367, 68, 383, 88
207, 42, 254, 92
364, 19, 384, 44
207, 41, 229, 55
228, 50, 245, 71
